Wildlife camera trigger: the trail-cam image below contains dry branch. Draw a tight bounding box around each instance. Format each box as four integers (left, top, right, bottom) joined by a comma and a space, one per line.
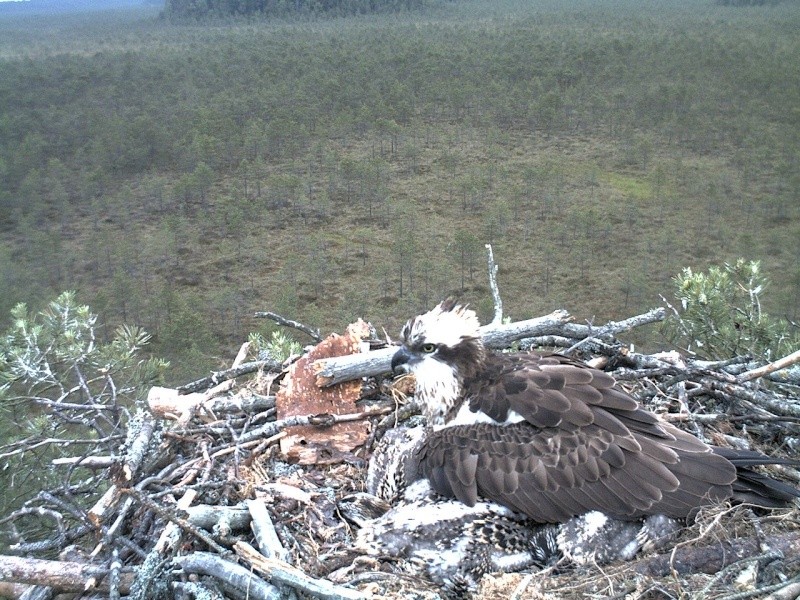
185, 504, 252, 531
173, 552, 281, 600
177, 359, 282, 394
0, 555, 134, 593
485, 243, 503, 325
247, 499, 289, 563
737, 348, 800, 383
632, 531, 800, 577
234, 541, 369, 600
253, 310, 323, 342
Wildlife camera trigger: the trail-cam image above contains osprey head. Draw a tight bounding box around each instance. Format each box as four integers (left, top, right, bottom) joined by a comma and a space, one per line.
391, 300, 485, 425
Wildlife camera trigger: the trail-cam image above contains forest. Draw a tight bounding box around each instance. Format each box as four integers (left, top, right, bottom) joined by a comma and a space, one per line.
0, 0, 799, 383
164, 0, 429, 19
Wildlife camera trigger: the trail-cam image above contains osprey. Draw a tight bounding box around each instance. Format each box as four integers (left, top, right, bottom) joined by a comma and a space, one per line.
391, 300, 800, 524
348, 426, 680, 593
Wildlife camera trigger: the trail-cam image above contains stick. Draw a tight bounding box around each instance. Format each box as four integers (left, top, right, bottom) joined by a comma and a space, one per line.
736, 349, 800, 383
121, 412, 156, 482
0, 555, 134, 593
254, 311, 322, 342
247, 500, 290, 563
178, 360, 283, 395
153, 489, 199, 554
632, 531, 800, 577
234, 541, 368, 600
237, 407, 392, 444
174, 552, 281, 600
185, 504, 252, 531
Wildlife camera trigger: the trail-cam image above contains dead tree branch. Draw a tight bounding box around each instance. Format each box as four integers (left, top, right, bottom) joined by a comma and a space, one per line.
253, 311, 323, 343
0, 555, 135, 593
173, 552, 281, 600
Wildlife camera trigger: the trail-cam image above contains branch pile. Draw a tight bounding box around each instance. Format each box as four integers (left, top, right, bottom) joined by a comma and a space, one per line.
1, 307, 799, 600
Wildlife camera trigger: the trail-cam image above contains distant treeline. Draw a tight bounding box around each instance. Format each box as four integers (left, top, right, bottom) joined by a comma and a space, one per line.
164, 0, 428, 18
716, 0, 782, 5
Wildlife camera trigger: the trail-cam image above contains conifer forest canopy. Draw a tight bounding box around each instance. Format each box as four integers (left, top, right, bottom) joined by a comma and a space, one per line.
0, 0, 798, 383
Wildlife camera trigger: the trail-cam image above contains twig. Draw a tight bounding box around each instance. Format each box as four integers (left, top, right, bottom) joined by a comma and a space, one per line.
561, 308, 667, 355
237, 407, 392, 444
762, 578, 800, 600
0, 555, 135, 593
121, 487, 229, 556
178, 360, 283, 394
254, 311, 322, 342
706, 380, 800, 418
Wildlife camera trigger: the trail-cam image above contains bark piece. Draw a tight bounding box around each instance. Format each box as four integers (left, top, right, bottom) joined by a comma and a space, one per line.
277, 320, 372, 464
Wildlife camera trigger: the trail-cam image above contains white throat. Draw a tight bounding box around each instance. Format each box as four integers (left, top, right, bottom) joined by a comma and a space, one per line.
410, 357, 462, 426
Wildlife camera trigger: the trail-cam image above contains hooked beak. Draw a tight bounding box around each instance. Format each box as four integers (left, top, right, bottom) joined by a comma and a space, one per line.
391, 346, 413, 375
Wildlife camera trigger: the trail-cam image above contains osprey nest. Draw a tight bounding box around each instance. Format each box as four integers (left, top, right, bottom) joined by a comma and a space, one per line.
2, 306, 800, 600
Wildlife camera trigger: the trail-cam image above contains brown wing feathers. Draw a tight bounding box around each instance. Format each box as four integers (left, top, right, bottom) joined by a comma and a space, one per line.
416, 352, 761, 523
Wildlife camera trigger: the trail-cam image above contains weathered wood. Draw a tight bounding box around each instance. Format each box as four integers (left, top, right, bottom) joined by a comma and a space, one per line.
120, 412, 156, 482
51, 456, 115, 469
174, 552, 281, 600
485, 244, 503, 325
234, 541, 368, 600
0, 555, 134, 593
18, 586, 52, 600
202, 391, 275, 414
0, 582, 33, 599
87, 485, 121, 528
247, 499, 289, 563
632, 531, 800, 577
737, 348, 800, 383
185, 504, 251, 531
154, 490, 198, 554
177, 360, 283, 395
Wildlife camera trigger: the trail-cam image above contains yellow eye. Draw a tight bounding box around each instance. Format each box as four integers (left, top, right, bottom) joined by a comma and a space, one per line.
421, 343, 436, 353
